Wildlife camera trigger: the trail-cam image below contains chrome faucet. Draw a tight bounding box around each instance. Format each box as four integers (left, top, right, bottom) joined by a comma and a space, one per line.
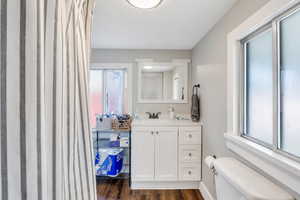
146, 112, 161, 119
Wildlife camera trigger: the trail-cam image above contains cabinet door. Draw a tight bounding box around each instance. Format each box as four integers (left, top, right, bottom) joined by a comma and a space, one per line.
131, 128, 155, 181
155, 128, 178, 181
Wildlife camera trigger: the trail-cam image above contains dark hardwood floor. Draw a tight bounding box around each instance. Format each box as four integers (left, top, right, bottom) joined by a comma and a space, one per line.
97, 180, 204, 200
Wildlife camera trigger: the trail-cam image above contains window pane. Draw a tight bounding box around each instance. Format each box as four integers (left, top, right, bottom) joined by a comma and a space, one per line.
89, 70, 103, 128
123, 71, 129, 114
105, 70, 124, 114
245, 30, 273, 144
280, 10, 300, 157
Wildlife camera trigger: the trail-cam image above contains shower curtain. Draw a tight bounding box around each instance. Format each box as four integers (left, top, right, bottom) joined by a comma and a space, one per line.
0, 0, 96, 200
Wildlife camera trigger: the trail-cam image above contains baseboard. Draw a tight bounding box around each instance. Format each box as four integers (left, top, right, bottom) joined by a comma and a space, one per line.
131, 181, 200, 190
199, 182, 215, 200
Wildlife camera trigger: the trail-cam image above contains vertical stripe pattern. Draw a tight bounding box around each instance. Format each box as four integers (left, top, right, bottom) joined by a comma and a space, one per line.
20, 0, 27, 199
1, 0, 7, 200
0, 0, 96, 200
36, 0, 42, 198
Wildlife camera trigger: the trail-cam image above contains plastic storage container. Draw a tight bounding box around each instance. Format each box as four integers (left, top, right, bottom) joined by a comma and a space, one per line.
96, 115, 112, 130
95, 149, 124, 177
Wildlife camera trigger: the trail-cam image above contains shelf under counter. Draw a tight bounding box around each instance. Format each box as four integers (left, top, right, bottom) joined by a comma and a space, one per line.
93, 129, 131, 183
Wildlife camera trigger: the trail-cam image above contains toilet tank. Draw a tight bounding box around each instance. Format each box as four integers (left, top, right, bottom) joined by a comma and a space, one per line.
213, 158, 294, 200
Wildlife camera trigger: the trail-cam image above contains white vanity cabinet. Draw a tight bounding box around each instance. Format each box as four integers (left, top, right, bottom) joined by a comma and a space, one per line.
131, 120, 202, 189
131, 127, 178, 181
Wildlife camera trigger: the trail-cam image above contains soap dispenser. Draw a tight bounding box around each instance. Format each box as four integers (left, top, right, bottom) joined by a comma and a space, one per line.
168, 105, 175, 120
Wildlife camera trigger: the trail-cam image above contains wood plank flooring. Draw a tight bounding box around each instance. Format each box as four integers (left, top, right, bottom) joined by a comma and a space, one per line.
97, 180, 204, 200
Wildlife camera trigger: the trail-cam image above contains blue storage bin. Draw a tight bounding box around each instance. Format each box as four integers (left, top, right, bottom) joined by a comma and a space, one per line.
95, 149, 124, 177
109, 140, 120, 147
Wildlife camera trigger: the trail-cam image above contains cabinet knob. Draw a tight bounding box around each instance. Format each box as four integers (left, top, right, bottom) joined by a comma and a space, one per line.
188, 171, 192, 175
188, 134, 192, 138
189, 153, 192, 157
151, 131, 154, 135
156, 131, 159, 135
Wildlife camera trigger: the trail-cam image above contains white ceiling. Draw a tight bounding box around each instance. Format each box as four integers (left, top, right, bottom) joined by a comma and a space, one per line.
91, 0, 238, 50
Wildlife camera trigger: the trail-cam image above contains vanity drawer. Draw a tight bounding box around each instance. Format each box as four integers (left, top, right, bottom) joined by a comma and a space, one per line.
179, 164, 201, 181
179, 128, 201, 145
179, 145, 201, 163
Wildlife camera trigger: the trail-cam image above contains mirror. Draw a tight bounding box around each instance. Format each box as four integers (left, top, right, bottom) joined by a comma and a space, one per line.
137, 60, 189, 103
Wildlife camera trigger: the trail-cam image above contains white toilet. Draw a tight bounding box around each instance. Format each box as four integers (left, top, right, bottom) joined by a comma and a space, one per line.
205, 157, 294, 200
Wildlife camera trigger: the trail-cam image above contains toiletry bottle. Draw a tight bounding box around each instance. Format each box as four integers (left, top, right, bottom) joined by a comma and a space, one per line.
168, 106, 175, 120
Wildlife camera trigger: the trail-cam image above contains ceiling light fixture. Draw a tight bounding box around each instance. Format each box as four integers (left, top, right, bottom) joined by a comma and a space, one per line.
144, 66, 153, 69
126, 0, 163, 9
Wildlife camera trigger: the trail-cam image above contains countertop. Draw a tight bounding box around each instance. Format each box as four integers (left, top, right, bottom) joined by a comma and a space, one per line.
132, 118, 202, 127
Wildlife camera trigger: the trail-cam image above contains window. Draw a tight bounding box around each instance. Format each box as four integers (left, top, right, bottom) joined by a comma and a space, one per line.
89, 69, 128, 128
241, 5, 300, 159
280, 8, 300, 157
243, 28, 273, 145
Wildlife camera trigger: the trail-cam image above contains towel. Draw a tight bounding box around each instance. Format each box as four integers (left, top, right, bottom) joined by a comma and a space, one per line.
191, 85, 200, 122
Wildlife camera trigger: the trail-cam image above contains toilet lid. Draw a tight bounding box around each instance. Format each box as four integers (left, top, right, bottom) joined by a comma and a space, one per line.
214, 158, 294, 200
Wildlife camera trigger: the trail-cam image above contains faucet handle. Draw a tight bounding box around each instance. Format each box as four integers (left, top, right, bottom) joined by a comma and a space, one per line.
146, 112, 152, 119
146, 112, 161, 119
154, 112, 161, 119
146, 112, 154, 119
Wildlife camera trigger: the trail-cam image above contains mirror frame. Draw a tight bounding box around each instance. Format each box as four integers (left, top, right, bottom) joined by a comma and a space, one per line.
137, 59, 190, 104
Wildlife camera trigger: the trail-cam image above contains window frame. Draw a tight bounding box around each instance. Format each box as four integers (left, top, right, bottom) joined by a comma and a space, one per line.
240, 4, 300, 162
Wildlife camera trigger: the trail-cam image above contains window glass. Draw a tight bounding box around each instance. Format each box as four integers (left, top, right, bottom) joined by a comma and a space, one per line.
244, 30, 273, 144
89, 70, 103, 128
104, 70, 125, 114
123, 71, 129, 114
280, 10, 300, 157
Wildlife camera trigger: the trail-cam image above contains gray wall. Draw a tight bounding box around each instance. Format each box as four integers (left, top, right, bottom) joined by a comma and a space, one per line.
191, 0, 269, 198
91, 49, 192, 115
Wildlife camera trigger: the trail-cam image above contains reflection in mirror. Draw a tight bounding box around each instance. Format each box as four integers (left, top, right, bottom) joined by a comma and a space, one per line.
141, 72, 163, 100
138, 60, 189, 103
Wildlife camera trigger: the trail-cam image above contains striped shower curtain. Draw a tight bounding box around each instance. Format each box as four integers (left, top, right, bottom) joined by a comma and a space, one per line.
0, 0, 96, 200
